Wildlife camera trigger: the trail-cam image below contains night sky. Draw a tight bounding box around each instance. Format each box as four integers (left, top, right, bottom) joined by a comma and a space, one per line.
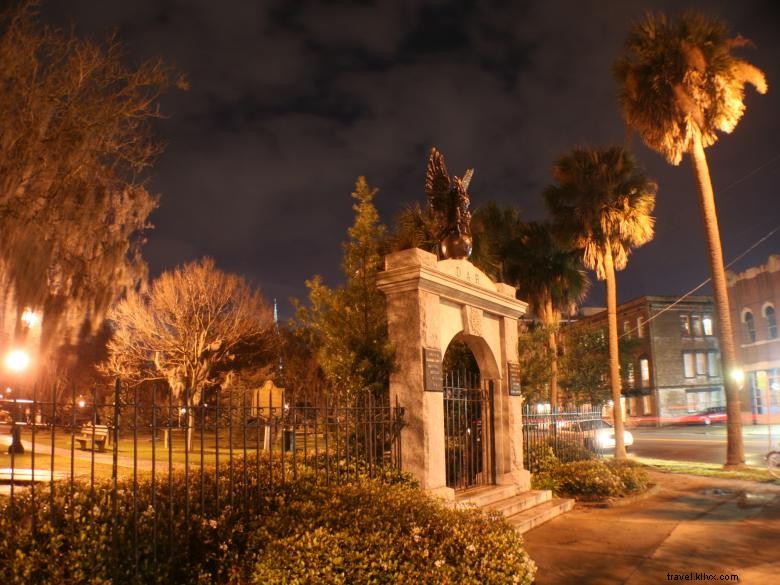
32, 1, 780, 318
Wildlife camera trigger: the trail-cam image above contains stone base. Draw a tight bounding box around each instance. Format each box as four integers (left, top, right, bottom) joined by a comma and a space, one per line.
427, 485, 456, 501
497, 470, 531, 492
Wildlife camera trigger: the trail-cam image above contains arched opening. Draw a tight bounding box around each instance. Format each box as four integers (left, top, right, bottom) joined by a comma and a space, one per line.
743, 309, 756, 343
442, 335, 495, 491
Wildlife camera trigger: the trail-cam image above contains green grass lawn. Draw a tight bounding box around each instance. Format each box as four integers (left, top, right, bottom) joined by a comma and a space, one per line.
634, 456, 780, 483
1, 426, 330, 481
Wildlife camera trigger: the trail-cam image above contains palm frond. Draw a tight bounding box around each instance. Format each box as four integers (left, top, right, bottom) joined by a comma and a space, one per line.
614, 11, 767, 163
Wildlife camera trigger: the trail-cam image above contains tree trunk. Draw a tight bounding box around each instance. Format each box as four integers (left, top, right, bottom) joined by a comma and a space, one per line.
546, 298, 559, 409
604, 246, 627, 459
689, 135, 745, 468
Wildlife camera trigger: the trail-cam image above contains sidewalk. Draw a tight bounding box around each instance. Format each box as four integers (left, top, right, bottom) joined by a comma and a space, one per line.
522, 470, 780, 584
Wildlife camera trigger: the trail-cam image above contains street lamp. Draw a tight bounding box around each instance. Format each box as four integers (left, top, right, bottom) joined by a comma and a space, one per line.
4, 348, 31, 454
5, 349, 31, 373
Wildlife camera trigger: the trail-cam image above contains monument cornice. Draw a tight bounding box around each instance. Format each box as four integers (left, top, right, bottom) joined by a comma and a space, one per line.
377, 263, 528, 319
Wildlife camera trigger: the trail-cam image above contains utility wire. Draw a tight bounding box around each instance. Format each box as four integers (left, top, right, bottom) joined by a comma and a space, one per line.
618, 222, 780, 340
605, 151, 780, 340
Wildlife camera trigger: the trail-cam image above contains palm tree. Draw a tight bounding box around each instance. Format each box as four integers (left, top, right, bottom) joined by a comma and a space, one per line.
614, 12, 766, 467
545, 147, 656, 459
503, 222, 590, 408
391, 201, 439, 255
470, 201, 523, 283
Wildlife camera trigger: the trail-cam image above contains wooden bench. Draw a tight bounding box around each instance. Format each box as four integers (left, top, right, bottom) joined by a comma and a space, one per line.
76, 424, 109, 452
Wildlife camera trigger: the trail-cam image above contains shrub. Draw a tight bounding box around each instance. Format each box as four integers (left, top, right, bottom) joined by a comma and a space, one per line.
524, 438, 593, 474
251, 480, 536, 584
0, 457, 535, 584
605, 459, 650, 493
552, 440, 594, 464
524, 441, 559, 474
554, 460, 625, 500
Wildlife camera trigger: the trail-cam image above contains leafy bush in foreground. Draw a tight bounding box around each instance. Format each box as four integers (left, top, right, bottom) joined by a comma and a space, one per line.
251, 479, 535, 584
0, 456, 535, 584
554, 460, 625, 500
605, 459, 650, 493
530, 450, 650, 500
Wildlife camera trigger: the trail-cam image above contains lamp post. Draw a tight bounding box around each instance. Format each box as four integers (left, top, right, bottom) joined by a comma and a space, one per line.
4, 348, 31, 455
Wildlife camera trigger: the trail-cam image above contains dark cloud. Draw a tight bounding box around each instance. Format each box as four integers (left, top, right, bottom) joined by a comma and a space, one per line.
31, 0, 780, 316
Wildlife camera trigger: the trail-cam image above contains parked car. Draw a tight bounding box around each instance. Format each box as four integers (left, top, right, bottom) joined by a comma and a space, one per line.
561, 419, 634, 452
678, 406, 727, 426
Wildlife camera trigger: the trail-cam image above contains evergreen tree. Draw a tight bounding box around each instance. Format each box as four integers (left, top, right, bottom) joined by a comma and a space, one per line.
295, 177, 394, 398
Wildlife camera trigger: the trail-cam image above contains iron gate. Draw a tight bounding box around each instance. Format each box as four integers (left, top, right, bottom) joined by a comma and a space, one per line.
443, 371, 495, 490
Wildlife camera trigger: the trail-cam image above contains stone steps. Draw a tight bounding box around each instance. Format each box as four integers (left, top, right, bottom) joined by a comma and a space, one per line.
455, 485, 573, 534
506, 498, 575, 534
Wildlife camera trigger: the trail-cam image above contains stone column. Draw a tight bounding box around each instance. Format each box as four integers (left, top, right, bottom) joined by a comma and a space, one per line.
378, 249, 452, 499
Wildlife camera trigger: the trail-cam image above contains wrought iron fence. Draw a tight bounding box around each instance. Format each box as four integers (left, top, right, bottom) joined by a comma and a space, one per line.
522, 405, 605, 471
0, 381, 404, 580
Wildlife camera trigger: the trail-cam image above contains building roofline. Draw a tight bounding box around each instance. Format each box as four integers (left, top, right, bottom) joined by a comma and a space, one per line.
727, 254, 780, 285
574, 294, 715, 326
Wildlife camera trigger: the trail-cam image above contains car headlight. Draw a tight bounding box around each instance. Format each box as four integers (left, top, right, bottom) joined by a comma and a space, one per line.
595, 431, 614, 449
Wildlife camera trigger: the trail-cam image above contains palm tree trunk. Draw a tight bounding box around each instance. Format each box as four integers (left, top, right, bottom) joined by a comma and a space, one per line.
546, 298, 560, 409
604, 246, 627, 459
689, 135, 745, 468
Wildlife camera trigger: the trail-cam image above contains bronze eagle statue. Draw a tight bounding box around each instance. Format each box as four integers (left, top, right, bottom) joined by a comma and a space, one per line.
425, 147, 474, 259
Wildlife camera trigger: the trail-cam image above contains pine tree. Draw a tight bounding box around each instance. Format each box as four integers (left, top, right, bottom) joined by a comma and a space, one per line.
295, 177, 394, 398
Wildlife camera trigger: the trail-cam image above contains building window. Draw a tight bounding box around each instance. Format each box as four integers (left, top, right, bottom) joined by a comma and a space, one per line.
702, 315, 713, 336
695, 352, 707, 376
639, 357, 650, 386
691, 315, 703, 337
707, 352, 719, 378
625, 363, 635, 387
642, 394, 652, 416
636, 317, 644, 338
623, 320, 631, 338
683, 352, 695, 378
680, 314, 691, 336
743, 310, 756, 343
765, 306, 777, 340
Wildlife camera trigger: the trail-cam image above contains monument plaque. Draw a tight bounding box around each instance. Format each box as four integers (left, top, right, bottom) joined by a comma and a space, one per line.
423, 347, 443, 392
507, 362, 522, 396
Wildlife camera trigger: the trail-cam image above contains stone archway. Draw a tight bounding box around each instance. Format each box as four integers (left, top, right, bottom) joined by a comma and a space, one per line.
442, 334, 493, 491
377, 248, 530, 500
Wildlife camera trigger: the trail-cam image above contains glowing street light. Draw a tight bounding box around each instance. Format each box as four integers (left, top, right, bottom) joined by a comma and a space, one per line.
5, 349, 31, 373
730, 368, 745, 387
20, 308, 40, 328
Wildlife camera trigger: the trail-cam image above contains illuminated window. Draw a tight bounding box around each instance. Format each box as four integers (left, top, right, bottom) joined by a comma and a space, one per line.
642, 394, 652, 415
765, 306, 777, 340
640, 358, 650, 386
683, 352, 695, 378
680, 314, 691, 336
691, 315, 703, 337
702, 315, 713, 336
623, 320, 631, 338
636, 317, 644, 338
743, 310, 756, 343
625, 363, 635, 387
695, 352, 707, 376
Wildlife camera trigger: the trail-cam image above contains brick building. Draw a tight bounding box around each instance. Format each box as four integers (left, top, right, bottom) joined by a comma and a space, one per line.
727, 255, 780, 419
569, 295, 724, 424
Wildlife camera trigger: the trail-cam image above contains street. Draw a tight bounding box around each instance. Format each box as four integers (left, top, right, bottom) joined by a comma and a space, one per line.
629, 425, 780, 466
